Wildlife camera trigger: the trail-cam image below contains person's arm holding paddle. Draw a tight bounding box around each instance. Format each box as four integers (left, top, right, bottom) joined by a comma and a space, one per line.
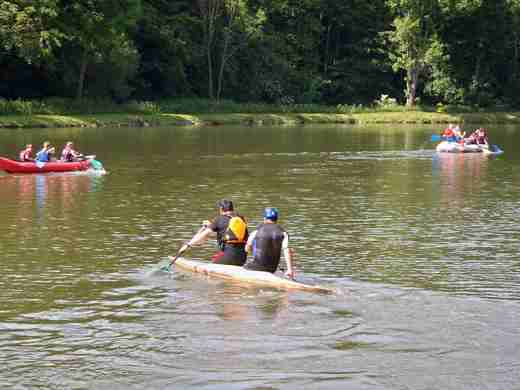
185, 226, 214, 249
169, 225, 214, 265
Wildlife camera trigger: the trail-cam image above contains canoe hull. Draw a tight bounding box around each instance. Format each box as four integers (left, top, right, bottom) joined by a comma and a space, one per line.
0, 157, 91, 174
173, 257, 333, 294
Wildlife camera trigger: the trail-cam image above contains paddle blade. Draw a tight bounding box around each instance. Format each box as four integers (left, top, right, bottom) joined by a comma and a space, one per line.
90, 159, 104, 170
144, 258, 174, 277
483, 145, 504, 155
160, 258, 175, 272
492, 145, 503, 154
431, 134, 441, 142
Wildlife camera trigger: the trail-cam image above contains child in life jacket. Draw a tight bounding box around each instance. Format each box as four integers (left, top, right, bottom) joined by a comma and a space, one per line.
19, 144, 34, 161
35, 141, 55, 162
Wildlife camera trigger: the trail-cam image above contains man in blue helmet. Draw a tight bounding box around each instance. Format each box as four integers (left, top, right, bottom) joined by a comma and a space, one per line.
243, 207, 295, 279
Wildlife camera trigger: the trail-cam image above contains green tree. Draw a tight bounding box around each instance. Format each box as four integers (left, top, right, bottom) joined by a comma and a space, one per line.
245, 0, 323, 103
132, 0, 197, 99
215, 0, 265, 100
436, 0, 513, 106
197, 0, 222, 100
0, 0, 63, 63
318, 0, 394, 104
422, 36, 463, 104
386, 0, 439, 106
57, 0, 142, 99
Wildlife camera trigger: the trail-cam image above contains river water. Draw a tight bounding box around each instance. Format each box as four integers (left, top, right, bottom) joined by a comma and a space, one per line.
0, 125, 519, 389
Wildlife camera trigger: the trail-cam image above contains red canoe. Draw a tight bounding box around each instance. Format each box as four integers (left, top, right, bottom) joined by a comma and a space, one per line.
0, 157, 91, 174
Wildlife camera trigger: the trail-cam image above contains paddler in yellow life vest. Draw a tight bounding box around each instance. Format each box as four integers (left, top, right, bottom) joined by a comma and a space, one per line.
244, 207, 295, 279
178, 199, 248, 266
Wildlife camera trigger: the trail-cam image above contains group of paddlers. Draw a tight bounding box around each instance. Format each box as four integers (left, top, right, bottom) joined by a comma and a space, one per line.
172, 199, 295, 279
19, 141, 83, 163
441, 124, 490, 146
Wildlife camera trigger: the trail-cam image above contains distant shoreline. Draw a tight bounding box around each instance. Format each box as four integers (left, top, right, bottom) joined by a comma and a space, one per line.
2, 111, 520, 129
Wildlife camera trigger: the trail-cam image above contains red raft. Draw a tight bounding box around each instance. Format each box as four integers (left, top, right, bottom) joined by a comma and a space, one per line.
0, 157, 91, 174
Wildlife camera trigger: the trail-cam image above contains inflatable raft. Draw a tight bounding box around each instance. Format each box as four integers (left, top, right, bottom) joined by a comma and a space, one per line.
0, 157, 92, 174
172, 257, 333, 294
436, 141, 503, 155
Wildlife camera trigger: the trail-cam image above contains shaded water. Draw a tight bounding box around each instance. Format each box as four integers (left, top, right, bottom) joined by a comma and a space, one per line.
0, 125, 519, 389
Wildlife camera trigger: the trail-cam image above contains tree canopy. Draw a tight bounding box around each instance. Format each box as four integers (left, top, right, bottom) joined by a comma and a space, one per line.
1, 0, 520, 108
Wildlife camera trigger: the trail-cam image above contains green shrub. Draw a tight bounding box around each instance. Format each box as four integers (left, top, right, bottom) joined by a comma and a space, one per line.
436, 102, 446, 113
374, 94, 398, 109
0, 98, 34, 115
126, 100, 162, 114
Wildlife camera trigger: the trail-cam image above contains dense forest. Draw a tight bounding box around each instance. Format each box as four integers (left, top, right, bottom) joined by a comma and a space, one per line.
1, 0, 520, 108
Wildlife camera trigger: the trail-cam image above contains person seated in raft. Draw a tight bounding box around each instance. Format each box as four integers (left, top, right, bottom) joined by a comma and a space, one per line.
464, 130, 478, 145
453, 125, 466, 144
441, 124, 456, 142
475, 128, 489, 146
35, 141, 55, 162
19, 144, 34, 162
61, 141, 83, 162
243, 207, 295, 279
46, 146, 57, 161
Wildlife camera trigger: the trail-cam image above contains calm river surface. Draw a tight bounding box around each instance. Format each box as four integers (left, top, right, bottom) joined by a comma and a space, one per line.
1, 125, 519, 389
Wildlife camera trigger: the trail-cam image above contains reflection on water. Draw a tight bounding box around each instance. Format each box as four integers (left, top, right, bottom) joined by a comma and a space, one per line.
0, 125, 519, 390
0, 171, 106, 221
433, 152, 491, 206
1, 171, 105, 202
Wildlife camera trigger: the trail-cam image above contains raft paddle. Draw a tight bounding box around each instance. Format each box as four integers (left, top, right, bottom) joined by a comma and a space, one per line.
431, 134, 442, 142
90, 159, 104, 170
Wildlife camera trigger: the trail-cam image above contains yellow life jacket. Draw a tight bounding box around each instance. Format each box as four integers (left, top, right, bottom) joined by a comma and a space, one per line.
223, 215, 248, 245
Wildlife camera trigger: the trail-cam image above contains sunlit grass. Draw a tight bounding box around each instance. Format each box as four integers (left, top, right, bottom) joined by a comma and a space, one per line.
2, 97, 520, 128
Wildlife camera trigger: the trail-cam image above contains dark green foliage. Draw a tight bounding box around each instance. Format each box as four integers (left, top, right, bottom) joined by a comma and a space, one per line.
2, 0, 520, 108
131, 0, 198, 99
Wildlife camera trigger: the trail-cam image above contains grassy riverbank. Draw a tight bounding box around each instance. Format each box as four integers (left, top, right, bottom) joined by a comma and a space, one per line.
3, 111, 520, 129
2, 98, 520, 128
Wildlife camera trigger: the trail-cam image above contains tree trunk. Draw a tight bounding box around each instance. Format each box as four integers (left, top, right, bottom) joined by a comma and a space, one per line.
513, 30, 518, 82
473, 47, 482, 106
216, 35, 230, 101
406, 66, 419, 107
206, 41, 214, 100
76, 49, 88, 100
323, 24, 331, 76
216, 1, 239, 101
198, 0, 221, 101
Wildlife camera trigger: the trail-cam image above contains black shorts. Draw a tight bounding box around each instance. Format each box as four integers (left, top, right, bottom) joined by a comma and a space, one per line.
214, 246, 247, 266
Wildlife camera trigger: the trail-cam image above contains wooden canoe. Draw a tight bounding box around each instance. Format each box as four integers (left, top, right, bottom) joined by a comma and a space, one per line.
172, 257, 333, 294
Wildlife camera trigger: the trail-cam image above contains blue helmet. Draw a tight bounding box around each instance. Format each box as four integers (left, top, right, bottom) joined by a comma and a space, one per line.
263, 207, 279, 221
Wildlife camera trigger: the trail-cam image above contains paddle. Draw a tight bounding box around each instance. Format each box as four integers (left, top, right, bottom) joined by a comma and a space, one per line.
431, 134, 442, 142
482, 144, 503, 155
90, 159, 104, 170
76, 154, 95, 161
156, 246, 190, 274
167, 244, 190, 268
162, 225, 207, 272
